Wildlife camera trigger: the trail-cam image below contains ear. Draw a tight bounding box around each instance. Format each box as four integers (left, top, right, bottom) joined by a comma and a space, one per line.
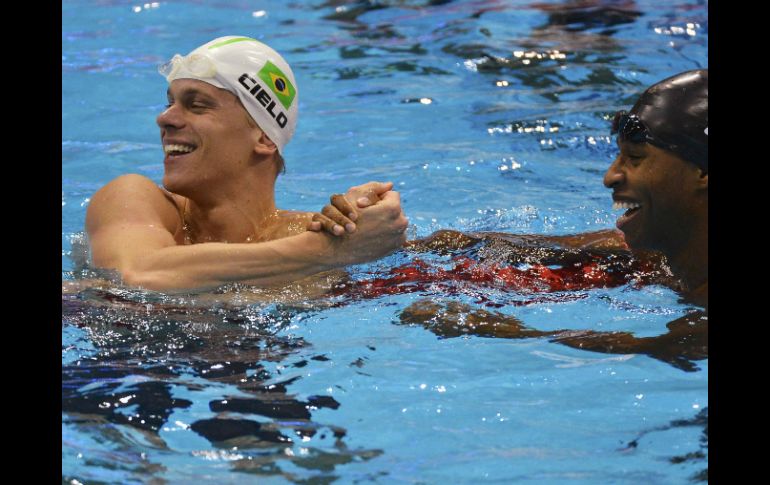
697, 168, 708, 190
253, 130, 277, 157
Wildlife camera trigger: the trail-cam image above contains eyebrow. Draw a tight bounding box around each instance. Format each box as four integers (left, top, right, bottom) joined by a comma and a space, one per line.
169, 85, 241, 109
618, 143, 648, 157
166, 87, 218, 103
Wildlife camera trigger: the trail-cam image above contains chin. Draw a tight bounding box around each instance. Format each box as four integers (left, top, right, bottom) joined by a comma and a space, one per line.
161, 174, 174, 191
619, 228, 645, 251
162, 175, 186, 196
623, 230, 665, 253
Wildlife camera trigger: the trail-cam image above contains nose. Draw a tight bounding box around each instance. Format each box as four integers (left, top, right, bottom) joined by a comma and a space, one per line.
603, 156, 624, 189
156, 102, 184, 131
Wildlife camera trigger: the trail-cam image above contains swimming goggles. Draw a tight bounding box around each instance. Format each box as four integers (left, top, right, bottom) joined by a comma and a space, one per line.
611, 110, 654, 144
158, 53, 217, 82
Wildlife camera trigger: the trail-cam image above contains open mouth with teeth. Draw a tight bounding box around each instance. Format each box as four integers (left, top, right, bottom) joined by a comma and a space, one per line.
164, 144, 197, 157
613, 200, 642, 229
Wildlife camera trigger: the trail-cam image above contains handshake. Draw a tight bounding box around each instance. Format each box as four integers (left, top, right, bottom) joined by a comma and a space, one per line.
306, 181, 410, 265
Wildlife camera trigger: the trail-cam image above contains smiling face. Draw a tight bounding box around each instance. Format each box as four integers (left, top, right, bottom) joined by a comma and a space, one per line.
604, 141, 706, 254
156, 79, 270, 198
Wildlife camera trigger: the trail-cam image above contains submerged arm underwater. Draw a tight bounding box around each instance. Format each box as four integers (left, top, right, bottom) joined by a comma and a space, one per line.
399, 299, 707, 372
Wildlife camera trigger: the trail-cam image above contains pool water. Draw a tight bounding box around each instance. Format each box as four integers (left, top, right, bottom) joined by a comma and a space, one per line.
62, 1, 708, 483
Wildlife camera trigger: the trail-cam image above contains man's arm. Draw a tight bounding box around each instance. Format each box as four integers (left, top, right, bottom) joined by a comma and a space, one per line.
549, 312, 708, 372
399, 299, 707, 372
86, 174, 408, 292
306, 190, 628, 252
403, 228, 628, 252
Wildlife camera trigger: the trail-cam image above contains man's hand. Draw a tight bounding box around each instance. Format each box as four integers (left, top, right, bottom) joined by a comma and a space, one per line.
326, 189, 409, 266
308, 181, 393, 236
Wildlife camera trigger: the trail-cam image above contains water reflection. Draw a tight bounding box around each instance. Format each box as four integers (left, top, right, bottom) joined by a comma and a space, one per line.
63, 287, 381, 482
531, 0, 642, 35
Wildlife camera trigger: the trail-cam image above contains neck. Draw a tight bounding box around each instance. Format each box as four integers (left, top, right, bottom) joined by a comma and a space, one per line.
663, 213, 708, 307
183, 178, 278, 244
685, 280, 708, 309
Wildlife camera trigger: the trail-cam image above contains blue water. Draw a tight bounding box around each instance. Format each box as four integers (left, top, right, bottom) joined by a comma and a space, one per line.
63, 1, 707, 483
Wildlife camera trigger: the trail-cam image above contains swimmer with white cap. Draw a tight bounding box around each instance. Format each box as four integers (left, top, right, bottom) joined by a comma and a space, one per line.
159, 36, 299, 155
85, 36, 408, 292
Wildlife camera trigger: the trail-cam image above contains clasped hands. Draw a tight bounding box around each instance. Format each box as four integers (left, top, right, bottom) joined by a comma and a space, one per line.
307, 181, 409, 264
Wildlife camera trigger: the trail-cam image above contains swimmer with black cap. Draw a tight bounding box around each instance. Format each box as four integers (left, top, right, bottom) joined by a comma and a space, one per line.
316, 69, 708, 306
85, 36, 408, 292
605, 69, 708, 305
313, 70, 708, 370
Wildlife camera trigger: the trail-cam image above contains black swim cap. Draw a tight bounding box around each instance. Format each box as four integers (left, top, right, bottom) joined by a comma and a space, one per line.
612, 69, 708, 171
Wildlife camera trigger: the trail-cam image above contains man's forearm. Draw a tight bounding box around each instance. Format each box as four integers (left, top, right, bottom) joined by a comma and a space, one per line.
406, 229, 627, 253
475, 229, 626, 250
121, 231, 335, 292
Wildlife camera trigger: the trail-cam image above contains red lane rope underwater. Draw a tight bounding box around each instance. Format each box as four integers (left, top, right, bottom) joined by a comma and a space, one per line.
332, 254, 659, 305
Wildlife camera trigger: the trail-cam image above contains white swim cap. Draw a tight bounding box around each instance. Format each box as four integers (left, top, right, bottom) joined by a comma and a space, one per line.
159, 36, 298, 154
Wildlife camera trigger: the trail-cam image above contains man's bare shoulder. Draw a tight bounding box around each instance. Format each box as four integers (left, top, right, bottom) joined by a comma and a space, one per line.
87, 174, 182, 232
86, 174, 187, 271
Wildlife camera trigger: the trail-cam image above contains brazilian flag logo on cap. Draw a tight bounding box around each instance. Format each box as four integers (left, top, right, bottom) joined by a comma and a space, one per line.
258, 61, 296, 110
